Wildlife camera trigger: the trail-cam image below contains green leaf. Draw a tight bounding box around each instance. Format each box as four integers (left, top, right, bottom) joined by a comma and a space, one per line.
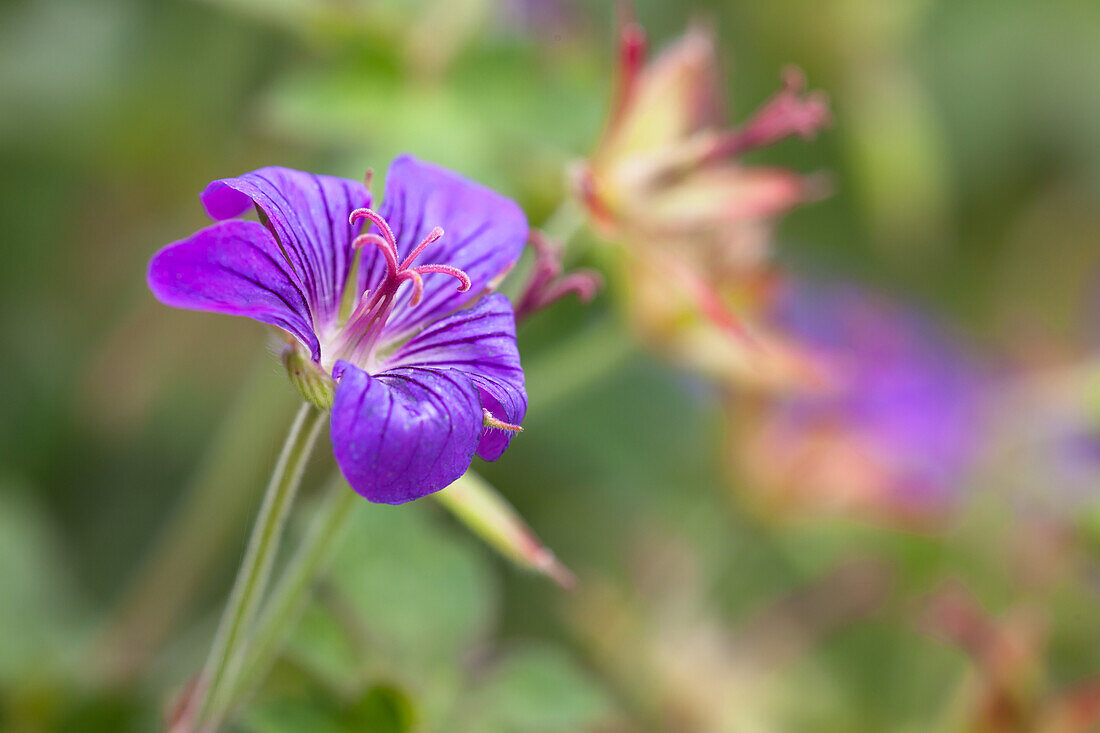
327, 501, 498, 663
342, 685, 415, 733
456, 645, 615, 733
0, 482, 87, 682
242, 698, 347, 733
282, 499, 498, 720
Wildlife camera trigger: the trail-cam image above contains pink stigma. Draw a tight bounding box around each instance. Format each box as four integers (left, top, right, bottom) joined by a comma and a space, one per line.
335, 209, 474, 366
349, 208, 471, 306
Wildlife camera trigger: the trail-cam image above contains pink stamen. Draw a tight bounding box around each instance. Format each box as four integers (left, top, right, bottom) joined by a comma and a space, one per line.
353, 232, 400, 276
704, 66, 831, 161
401, 226, 445, 270
410, 264, 471, 294
346, 289, 376, 324
396, 269, 425, 306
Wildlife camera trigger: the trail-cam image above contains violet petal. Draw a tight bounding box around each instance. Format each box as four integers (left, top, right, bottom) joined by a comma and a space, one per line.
330, 360, 483, 504
201, 167, 371, 328
386, 294, 527, 461
147, 220, 320, 360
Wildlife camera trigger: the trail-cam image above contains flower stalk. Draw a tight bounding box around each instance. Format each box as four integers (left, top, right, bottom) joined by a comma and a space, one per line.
214, 473, 574, 721
226, 474, 359, 713
194, 402, 327, 728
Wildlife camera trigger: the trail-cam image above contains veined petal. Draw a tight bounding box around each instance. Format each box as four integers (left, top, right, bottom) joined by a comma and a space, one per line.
371, 155, 527, 337
147, 220, 320, 360
330, 361, 483, 504
386, 294, 526, 461
201, 167, 371, 327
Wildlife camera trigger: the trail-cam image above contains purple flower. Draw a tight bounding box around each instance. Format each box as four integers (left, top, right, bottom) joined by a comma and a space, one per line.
738, 280, 984, 521
148, 155, 528, 504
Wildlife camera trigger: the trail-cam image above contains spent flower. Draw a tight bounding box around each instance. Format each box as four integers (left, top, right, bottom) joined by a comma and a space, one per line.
572, 11, 832, 392
149, 155, 528, 504
574, 15, 830, 274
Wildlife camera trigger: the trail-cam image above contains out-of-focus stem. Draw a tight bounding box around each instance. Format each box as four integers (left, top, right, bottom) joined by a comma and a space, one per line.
195, 402, 326, 729
226, 474, 359, 712
525, 315, 635, 415
540, 196, 585, 252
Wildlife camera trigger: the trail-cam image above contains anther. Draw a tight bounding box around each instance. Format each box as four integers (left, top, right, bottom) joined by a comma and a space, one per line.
401, 227, 445, 270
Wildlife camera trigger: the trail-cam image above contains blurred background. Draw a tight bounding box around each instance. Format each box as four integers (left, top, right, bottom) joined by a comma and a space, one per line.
3, 0, 1100, 730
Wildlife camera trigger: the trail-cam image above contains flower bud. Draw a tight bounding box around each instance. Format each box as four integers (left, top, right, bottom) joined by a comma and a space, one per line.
435, 470, 575, 589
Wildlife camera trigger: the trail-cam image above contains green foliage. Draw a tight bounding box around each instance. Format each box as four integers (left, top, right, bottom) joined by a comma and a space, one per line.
4, 0, 1100, 730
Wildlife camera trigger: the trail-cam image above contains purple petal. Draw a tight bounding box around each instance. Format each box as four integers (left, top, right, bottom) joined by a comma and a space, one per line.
147, 220, 320, 360
772, 280, 982, 506
202, 167, 371, 328
371, 155, 527, 338
330, 361, 483, 504
386, 294, 526, 461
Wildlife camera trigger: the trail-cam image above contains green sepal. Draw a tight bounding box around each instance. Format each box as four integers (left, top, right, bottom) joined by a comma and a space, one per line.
282, 347, 335, 410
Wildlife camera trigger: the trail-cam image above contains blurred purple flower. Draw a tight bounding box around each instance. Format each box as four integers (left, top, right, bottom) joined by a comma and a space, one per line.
148, 155, 528, 504
498, 0, 582, 39
738, 280, 983, 520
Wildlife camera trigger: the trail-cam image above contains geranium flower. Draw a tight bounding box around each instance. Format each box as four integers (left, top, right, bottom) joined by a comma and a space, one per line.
570, 12, 831, 393
730, 280, 984, 524
574, 15, 830, 274
148, 155, 528, 504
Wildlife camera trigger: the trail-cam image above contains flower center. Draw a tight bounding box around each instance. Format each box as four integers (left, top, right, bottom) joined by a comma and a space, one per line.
331, 208, 471, 370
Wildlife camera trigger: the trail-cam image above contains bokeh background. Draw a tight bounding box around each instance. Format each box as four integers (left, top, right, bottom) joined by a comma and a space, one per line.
3, 0, 1100, 730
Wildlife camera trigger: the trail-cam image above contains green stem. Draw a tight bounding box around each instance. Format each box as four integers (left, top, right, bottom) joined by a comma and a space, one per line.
525, 315, 635, 414
196, 402, 326, 727
539, 196, 585, 250
226, 474, 359, 712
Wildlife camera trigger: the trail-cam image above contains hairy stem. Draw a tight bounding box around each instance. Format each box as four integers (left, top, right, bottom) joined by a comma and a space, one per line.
195, 402, 327, 728
225, 474, 359, 713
